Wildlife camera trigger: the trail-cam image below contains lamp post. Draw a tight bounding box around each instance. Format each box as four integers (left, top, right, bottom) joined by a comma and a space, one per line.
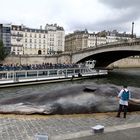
95, 34, 97, 48
131, 22, 134, 39
19, 52, 22, 65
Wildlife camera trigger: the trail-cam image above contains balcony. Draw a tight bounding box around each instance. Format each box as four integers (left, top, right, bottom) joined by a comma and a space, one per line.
11, 34, 23, 37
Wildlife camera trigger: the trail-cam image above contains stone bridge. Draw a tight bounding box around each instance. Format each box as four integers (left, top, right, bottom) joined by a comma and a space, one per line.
3, 39, 140, 68
69, 39, 140, 67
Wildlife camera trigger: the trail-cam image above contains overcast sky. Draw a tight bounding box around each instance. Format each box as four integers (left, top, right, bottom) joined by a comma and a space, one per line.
0, 0, 140, 36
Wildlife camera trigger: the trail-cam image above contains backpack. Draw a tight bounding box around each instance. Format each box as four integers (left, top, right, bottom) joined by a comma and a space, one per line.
121, 90, 129, 101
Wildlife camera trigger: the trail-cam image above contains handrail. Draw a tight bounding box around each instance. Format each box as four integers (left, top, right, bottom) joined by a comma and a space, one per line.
0, 67, 101, 82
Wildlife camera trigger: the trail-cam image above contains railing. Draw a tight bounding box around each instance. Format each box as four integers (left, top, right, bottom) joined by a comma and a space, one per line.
0, 67, 99, 83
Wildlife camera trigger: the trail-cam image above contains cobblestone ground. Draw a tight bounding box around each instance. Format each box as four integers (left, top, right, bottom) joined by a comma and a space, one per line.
0, 112, 140, 140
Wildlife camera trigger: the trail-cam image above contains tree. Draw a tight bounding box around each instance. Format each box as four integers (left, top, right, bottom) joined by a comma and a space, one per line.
0, 40, 7, 60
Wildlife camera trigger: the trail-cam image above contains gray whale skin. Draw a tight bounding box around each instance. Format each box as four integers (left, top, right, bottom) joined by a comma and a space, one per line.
0, 84, 140, 115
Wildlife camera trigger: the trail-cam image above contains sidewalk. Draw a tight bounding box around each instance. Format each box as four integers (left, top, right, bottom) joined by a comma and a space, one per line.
0, 112, 140, 140
53, 122, 140, 140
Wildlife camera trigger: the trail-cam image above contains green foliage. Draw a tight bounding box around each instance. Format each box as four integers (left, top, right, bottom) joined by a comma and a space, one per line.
0, 40, 7, 60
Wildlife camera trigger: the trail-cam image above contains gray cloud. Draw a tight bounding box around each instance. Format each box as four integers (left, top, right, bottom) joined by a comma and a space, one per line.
99, 0, 140, 9
69, 0, 140, 34
68, 7, 139, 33
97, 0, 140, 24
0, 0, 140, 35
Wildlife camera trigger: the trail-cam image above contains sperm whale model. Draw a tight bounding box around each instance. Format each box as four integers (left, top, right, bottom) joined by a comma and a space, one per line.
0, 84, 140, 114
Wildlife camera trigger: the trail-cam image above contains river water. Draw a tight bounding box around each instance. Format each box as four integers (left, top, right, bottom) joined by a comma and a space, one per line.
0, 68, 140, 99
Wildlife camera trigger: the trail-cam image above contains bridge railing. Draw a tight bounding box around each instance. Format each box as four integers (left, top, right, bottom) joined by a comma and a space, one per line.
0, 67, 97, 83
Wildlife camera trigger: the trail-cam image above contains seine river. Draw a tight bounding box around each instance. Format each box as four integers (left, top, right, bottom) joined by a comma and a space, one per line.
0, 68, 140, 99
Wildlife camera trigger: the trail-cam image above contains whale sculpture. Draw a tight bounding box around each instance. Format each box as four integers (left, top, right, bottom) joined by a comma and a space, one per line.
0, 83, 140, 114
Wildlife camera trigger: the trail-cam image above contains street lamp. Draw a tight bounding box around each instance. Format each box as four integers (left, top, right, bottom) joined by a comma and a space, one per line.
95, 34, 97, 47
19, 52, 22, 65
131, 22, 134, 39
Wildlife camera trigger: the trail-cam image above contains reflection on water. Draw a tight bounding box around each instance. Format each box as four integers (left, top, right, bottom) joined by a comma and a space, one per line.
0, 68, 140, 99
107, 68, 140, 87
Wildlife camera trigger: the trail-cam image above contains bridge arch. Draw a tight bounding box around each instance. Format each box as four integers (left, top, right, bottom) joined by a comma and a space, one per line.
71, 41, 140, 67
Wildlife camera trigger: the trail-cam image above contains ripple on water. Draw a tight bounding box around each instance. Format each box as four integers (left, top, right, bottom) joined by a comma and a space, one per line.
0, 68, 140, 98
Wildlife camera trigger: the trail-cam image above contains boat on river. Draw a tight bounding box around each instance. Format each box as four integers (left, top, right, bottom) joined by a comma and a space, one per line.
0, 62, 108, 88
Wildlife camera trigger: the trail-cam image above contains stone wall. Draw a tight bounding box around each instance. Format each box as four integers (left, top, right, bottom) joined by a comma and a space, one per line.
1, 55, 140, 68
1, 54, 71, 65
108, 58, 140, 68
2, 55, 58, 65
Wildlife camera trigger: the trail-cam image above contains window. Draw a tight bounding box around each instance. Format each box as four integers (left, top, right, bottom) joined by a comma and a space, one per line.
13, 47, 15, 51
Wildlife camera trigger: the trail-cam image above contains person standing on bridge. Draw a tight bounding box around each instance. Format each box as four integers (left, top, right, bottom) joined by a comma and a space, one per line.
116, 85, 131, 118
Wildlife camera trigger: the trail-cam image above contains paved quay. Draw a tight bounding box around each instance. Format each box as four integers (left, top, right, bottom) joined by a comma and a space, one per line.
0, 112, 140, 140
68, 125, 140, 140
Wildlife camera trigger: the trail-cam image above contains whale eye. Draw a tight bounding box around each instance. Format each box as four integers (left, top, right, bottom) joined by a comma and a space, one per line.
84, 87, 97, 92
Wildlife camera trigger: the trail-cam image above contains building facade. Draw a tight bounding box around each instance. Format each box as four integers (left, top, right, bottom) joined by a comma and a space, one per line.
22, 27, 48, 55
65, 29, 133, 52
0, 24, 2, 40
65, 30, 88, 52
65, 30, 107, 52
106, 30, 134, 43
11, 25, 23, 55
0, 23, 65, 55
0, 24, 11, 54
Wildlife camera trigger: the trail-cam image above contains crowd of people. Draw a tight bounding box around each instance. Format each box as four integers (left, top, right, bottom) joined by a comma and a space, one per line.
0, 63, 80, 71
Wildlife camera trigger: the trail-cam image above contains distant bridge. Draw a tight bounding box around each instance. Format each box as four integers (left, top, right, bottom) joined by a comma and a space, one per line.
69, 39, 140, 67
